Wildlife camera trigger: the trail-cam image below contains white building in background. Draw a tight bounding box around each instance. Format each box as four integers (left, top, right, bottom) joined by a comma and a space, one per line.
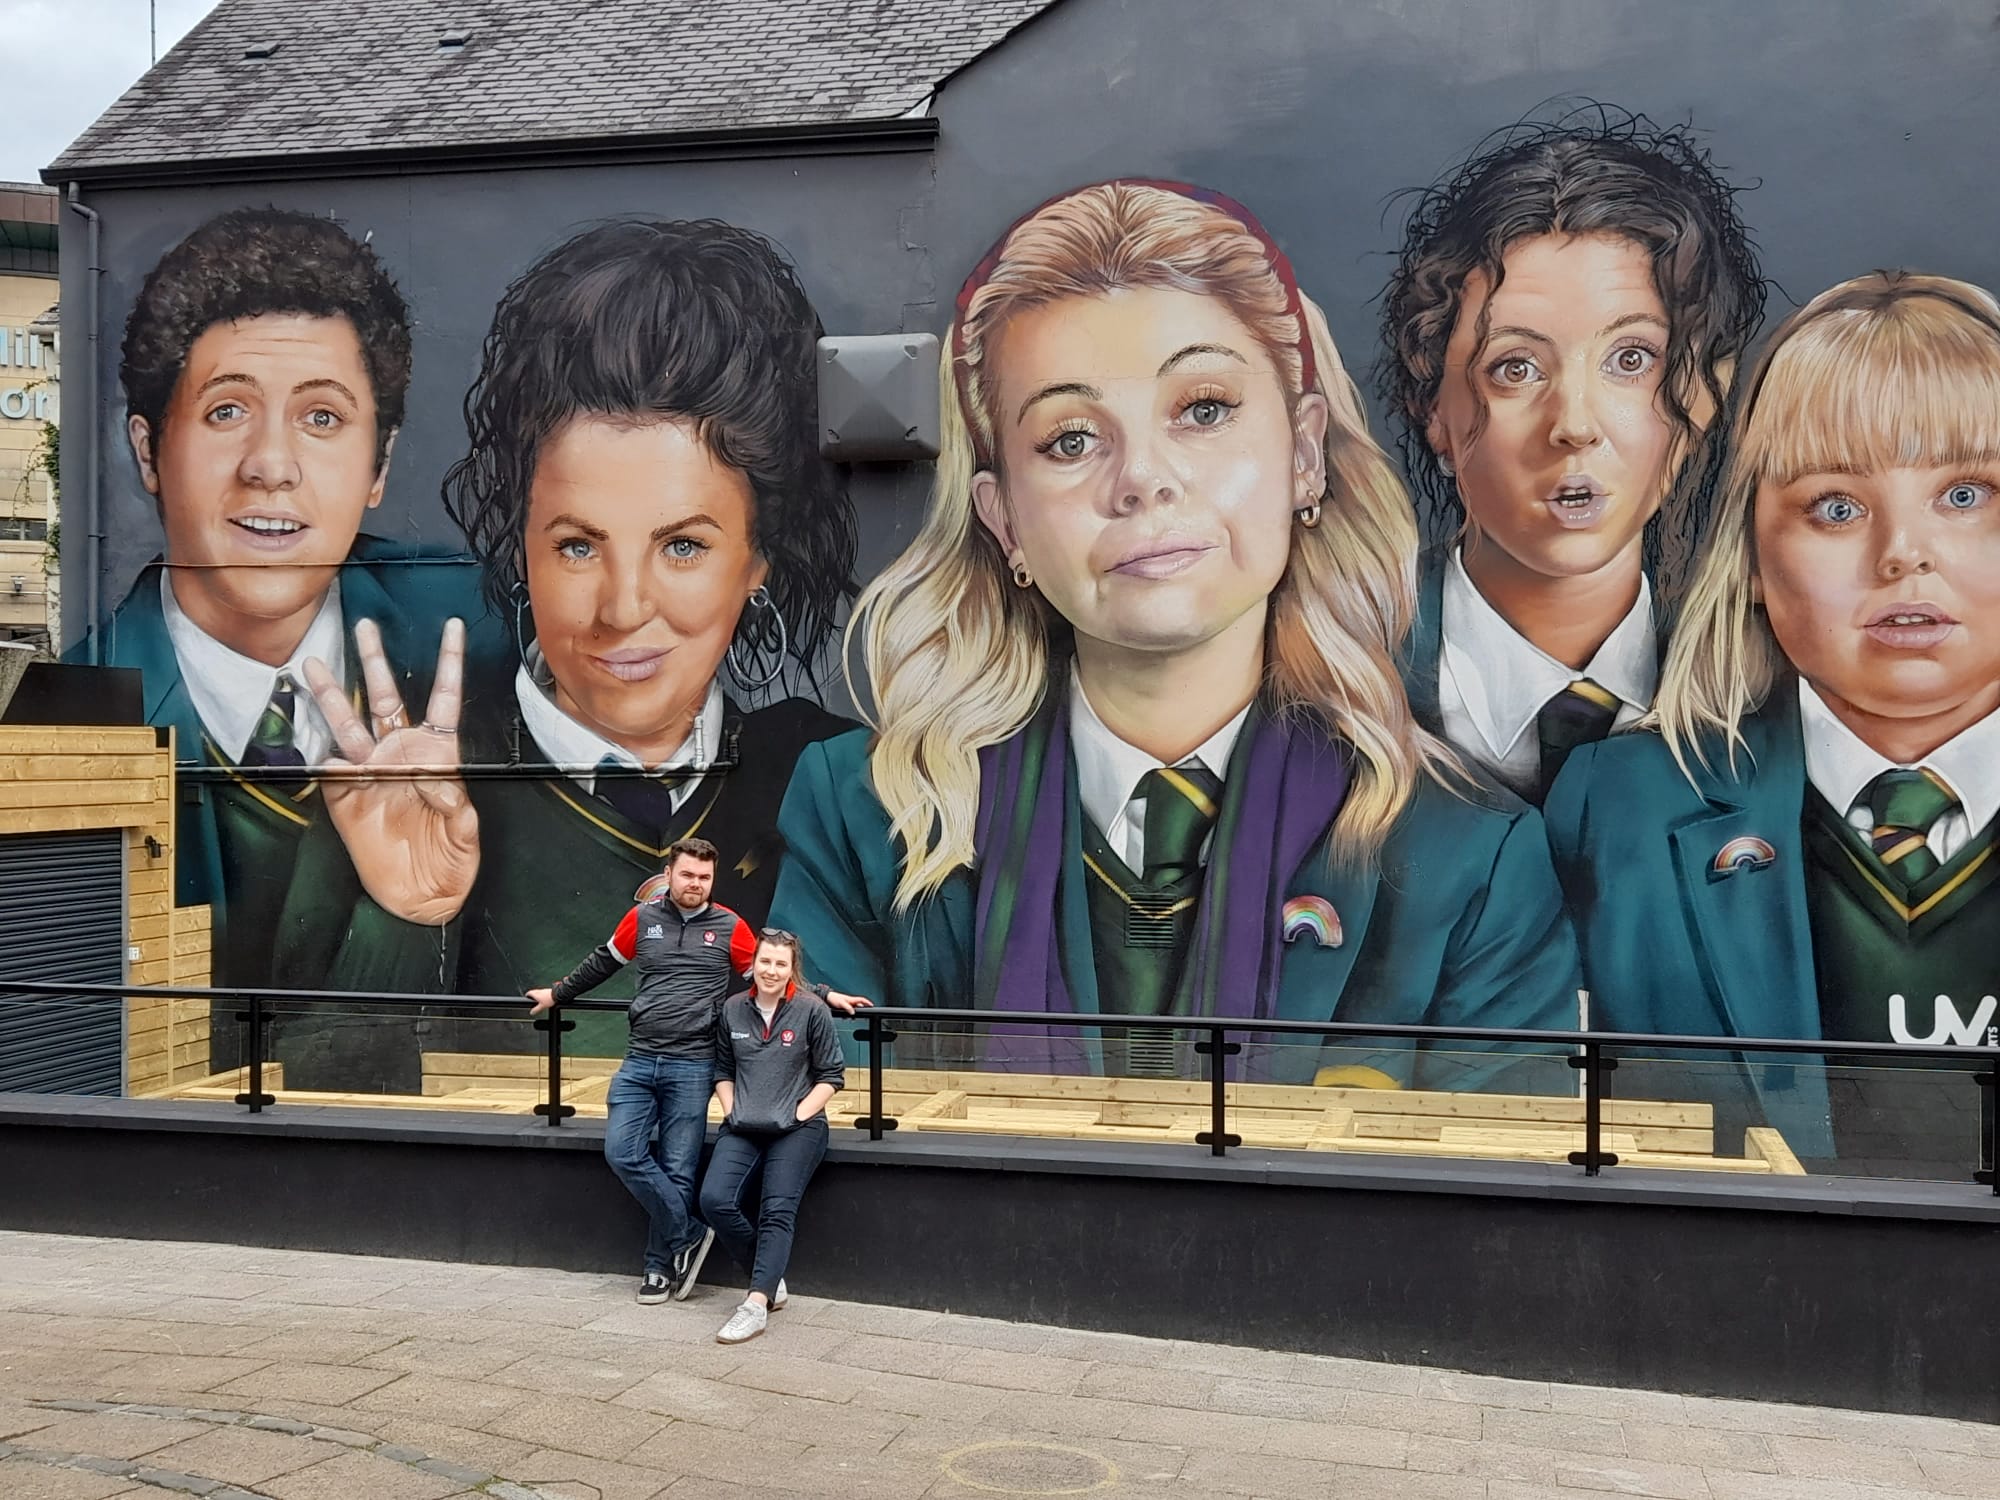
1, 182, 59, 650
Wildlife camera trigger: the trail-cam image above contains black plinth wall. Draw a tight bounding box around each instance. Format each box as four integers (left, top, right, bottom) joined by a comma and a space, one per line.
3, 1097, 1996, 1422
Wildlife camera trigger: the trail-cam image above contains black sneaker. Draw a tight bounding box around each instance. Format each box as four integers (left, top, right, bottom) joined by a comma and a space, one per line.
669, 1227, 715, 1301
636, 1270, 671, 1305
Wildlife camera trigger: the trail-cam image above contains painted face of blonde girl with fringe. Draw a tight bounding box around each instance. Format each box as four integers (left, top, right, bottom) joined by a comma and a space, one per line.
971, 288, 1328, 664
1748, 282, 2000, 762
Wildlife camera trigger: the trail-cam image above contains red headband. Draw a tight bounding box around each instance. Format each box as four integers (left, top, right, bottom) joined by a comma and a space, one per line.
950, 179, 1319, 469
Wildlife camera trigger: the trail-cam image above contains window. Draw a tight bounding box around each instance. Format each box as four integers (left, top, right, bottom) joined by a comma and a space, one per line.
0, 518, 47, 542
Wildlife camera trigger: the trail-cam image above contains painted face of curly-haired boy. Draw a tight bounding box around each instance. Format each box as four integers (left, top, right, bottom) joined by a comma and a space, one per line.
120, 208, 412, 667
131, 312, 390, 663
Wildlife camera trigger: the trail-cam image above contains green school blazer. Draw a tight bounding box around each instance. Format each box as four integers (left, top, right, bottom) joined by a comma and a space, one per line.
1541, 689, 1835, 1155
771, 728, 1584, 1091
76, 535, 496, 988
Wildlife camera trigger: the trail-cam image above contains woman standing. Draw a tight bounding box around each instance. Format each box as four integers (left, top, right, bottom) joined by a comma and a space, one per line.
772, 179, 1580, 1091
1380, 109, 1765, 803
700, 930, 845, 1344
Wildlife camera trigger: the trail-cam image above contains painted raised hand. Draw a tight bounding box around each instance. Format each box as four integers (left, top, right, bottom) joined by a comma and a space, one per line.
303, 617, 480, 927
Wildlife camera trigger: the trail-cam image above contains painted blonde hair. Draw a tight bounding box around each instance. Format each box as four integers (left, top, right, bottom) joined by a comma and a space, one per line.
1654, 270, 2000, 778
849, 180, 1443, 908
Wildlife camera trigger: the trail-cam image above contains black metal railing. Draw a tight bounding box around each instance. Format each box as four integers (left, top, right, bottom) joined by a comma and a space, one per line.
2, 978, 1995, 1193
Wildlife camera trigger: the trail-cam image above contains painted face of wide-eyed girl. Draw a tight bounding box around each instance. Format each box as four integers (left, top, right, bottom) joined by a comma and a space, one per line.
1428, 233, 1680, 582
971, 286, 1327, 658
1756, 461, 2000, 754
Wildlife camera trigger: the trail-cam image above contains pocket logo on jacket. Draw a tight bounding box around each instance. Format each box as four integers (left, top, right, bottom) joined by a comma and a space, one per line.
704, 931, 716, 945
643, 924, 665, 939
1281, 894, 1342, 949
1710, 836, 1777, 878
780, 1029, 796, 1046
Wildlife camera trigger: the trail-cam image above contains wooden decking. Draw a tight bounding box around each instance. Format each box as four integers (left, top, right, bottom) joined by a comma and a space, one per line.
147, 1052, 1804, 1174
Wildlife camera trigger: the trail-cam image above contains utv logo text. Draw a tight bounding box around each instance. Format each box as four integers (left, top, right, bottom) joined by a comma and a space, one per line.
1887, 994, 2000, 1048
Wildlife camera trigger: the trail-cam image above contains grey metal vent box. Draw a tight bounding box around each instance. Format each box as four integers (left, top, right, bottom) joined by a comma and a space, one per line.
817, 333, 941, 461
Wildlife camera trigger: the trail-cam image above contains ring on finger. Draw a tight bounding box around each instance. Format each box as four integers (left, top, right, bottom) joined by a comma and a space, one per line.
421, 720, 459, 737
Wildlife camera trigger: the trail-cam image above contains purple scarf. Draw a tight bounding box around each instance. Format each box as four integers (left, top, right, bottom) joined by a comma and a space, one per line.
970, 686, 1352, 1073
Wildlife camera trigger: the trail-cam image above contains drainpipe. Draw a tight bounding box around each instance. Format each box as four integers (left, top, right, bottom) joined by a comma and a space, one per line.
66, 182, 102, 663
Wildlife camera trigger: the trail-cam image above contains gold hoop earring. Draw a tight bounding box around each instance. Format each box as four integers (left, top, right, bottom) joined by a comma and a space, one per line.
1011, 561, 1033, 588
1295, 494, 1323, 529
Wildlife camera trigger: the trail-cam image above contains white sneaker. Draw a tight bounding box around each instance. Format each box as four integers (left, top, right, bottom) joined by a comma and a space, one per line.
772, 1279, 788, 1311
716, 1300, 769, 1344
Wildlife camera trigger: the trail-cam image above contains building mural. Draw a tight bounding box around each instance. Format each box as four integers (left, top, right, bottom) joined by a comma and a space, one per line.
52, 86, 1999, 1172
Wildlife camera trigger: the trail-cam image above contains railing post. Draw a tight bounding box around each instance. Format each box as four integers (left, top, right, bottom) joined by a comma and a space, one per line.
1193, 1023, 1242, 1157
533, 1009, 577, 1126
851, 1012, 899, 1140
1566, 1041, 1620, 1175
231, 992, 274, 1113
1976, 1064, 1997, 1195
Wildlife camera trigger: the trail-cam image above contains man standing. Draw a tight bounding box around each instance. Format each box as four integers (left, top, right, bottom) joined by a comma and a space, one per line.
529, 836, 866, 1303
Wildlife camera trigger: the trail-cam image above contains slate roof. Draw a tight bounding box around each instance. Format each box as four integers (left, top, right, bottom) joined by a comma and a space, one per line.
47, 0, 1060, 176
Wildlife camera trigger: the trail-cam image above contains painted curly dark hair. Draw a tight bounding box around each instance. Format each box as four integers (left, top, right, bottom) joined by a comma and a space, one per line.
121, 207, 411, 469
1377, 103, 1767, 583
442, 219, 856, 692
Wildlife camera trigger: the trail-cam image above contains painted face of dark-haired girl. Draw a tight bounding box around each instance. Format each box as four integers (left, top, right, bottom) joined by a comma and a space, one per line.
523, 416, 769, 763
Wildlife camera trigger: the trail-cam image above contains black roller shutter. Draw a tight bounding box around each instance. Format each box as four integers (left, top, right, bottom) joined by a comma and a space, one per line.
0, 829, 125, 1094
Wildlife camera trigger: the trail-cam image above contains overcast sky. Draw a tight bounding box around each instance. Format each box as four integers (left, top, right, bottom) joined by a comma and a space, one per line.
2, 0, 223, 182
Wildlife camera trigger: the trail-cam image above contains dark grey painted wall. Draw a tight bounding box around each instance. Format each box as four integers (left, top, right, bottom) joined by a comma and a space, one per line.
55, 0, 2000, 651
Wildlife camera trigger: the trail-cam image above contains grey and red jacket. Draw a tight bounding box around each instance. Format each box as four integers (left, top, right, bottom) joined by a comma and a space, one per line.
713, 987, 846, 1133
553, 901, 755, 1059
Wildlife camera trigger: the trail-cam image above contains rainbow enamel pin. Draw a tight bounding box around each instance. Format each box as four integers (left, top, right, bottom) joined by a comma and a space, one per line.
1711, 836, 1776, 876
1281, 894, 1343, 948
634, 872, 671, 903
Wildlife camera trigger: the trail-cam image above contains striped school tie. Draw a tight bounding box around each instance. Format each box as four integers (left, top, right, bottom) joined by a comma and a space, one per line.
594, 757, 691, 834
1138, 765, 1224, 888
241, 672, 307, 769
1859, 768, 1960, 885
1535, 678, 1621, 800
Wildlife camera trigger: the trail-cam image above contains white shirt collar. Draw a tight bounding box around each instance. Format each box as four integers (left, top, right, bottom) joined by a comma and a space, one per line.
1068, 666, 1249, 869
1798, 677, 2000, 836
514, 648, 723, 801
159, 571, 346, 765
1439, 545, 1657, 762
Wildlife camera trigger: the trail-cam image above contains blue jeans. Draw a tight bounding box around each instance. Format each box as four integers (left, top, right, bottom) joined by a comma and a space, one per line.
698, 1116, 829, 1299
604, 1052, 713, 1274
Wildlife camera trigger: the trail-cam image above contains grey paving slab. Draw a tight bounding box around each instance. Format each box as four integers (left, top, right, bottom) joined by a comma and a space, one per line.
1405, 1434, 1564, 1485
1552, 1452, 1715, 1499
5, 1411, 214, 1461
94, 1356, 273, 1396
511, 1446, 681, 1500
209, 1360, 404, 1406
612, 1370, 772, 1431
138, 1424, 340, 1486
258, 1449, 467, 1500
0, 1455, 148, 1498
482, 1391, 671, 1463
